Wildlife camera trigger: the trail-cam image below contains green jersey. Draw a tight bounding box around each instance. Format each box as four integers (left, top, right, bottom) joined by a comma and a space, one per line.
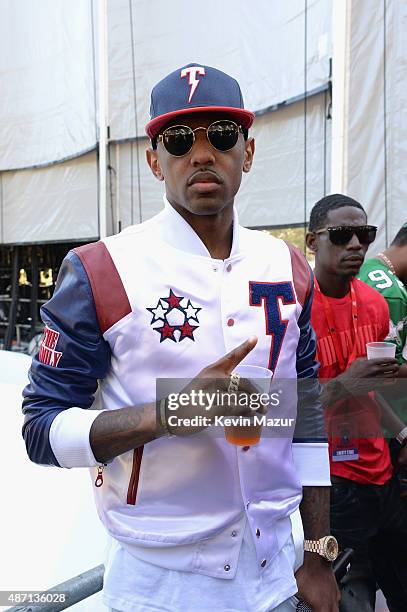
358, 257, 407, 364
359, 257, 407, 430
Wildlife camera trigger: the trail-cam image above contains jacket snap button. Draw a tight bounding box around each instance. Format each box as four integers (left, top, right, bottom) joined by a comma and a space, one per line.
224, 564, 231, 571
231, 530, 238, 537
261, 559, 267, 568
226, 263, 232, 272
227, 318, 234, 327
242, 446, 250, 452
256, 528, 261, 538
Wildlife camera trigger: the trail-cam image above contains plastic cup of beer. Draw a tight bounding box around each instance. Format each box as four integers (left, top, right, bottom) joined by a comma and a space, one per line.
224, 365, 273, 446
366, 342, 396, 359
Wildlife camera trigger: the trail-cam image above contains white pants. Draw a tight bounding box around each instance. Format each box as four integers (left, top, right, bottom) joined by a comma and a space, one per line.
273, 596, 298, 611
106, 511, 304, 612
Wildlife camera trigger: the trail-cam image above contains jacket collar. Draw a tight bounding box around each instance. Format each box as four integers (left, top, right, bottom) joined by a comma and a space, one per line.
155, 195, 241, 259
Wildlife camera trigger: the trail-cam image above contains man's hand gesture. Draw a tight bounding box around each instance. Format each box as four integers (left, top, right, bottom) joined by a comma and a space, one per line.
163, 336, 264, 436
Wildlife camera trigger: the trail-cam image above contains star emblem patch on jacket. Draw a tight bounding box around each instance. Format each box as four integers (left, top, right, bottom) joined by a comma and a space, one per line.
147, 289, 201, 342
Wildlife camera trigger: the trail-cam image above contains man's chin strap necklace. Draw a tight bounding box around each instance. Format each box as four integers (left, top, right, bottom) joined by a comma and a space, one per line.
377, 252, 396, 276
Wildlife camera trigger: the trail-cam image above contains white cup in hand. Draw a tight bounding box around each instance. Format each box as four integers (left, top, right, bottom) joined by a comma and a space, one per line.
366, 342, 396, 359
224, 364, 272, 446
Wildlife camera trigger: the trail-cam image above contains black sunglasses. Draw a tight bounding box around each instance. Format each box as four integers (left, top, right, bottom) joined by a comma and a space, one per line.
315, 225, 377, 246
157, 120, 243, 157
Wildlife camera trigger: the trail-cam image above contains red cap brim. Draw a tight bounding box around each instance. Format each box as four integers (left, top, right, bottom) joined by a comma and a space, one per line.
145, 106, 255, 139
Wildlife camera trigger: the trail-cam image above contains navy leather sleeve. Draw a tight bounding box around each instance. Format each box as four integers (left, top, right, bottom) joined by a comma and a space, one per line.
22, 251, 111, 466
294, 273, 327, 442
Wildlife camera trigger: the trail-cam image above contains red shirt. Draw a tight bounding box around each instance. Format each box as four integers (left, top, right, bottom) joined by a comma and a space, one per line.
312, 279, 393, 485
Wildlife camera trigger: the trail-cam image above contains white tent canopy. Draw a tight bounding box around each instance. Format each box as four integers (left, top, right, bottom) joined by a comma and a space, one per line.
107, 0, 331, 141
0, 0, 97, 171
0, 153, 98, 244
2, 0, 406, 246
331, 0, 407, 252
0, 0, 332, 243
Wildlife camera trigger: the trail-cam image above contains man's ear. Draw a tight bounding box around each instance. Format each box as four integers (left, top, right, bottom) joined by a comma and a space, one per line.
306, 231, 317, 252
146, 148, 164, 181
243, 137, 255, 173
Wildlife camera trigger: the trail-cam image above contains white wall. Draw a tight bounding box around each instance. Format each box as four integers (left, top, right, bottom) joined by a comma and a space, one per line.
0, 352, 106, 611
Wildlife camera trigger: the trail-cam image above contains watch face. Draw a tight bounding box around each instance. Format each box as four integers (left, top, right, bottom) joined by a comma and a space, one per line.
324, 536, 339, 561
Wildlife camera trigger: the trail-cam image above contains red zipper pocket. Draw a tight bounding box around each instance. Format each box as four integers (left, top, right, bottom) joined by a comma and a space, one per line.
127, 446, 144, 505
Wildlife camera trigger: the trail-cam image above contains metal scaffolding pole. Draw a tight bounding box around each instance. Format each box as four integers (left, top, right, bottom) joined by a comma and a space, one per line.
4, 246, 19, 350
330, 0, 352, 193
98, 0, 108, 238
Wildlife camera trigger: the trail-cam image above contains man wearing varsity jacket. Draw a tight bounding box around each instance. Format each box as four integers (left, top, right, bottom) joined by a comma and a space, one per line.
22, 64, 339, 612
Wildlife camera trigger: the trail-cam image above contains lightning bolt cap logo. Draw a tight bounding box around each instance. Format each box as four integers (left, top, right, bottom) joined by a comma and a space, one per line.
180, 66, 206, 104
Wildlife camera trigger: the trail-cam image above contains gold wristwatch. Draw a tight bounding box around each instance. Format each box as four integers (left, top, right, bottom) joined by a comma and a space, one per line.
303, 535, 339, 561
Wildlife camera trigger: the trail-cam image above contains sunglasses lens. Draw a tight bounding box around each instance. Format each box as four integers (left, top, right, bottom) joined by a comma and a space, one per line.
328, 226, 377, 245
160, 121, 240, 156
357, 227, 377, 244
207, 121, 239, 151
162, 126, 194, 156
328, 228, 353, 245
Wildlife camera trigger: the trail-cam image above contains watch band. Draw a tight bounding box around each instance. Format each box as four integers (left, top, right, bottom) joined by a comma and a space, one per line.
304, 539, 322, 554
396, 425, 407, 447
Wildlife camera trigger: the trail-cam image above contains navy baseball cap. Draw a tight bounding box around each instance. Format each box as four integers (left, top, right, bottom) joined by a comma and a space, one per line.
145, 63, 255, 139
